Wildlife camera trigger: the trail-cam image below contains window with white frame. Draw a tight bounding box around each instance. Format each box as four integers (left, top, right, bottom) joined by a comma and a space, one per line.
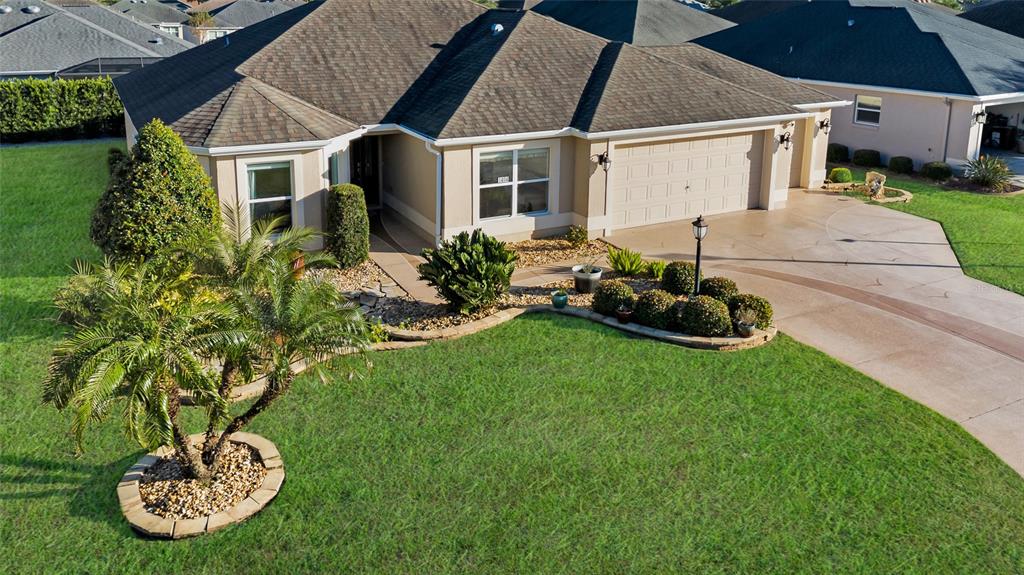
854, 95, 882, 126
247, 162, 292, 228
478, 147, 550, 219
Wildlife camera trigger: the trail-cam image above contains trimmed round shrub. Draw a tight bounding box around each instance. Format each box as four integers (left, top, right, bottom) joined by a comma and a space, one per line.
592, 280, 634, 316
564, 224, 589, 248
828, 167, 853, 183
325, 183, 370, 268
852, 149, 881, 167
418, 229, 518, 314
728, 293, 773, 330
661, 261, 701, 296
677, 295, 732, 337
107, 147, 126, 174
888, 156, 914, 174
921, 161, 953, 181
699, 276, 738, 302
826, 143, 849, 163
90, 119, 219, 259
633, 289, 676, 329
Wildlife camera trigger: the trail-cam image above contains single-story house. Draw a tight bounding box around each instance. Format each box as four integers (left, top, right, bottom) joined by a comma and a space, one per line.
114, 0, 844, 247
697, 0, 1024, 169
502, 0, 735, 45
109, 0, 190, 40
0, 0, 192, 79
186, 0, 303, 43
958, 0, 1024, 40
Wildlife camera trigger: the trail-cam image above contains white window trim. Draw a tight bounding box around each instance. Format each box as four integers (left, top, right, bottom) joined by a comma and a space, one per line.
235, 153, 304, 234
853, 95, 882, 127
471, 138, 560, 226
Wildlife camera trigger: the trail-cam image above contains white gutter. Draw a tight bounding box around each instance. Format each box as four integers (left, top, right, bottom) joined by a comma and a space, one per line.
585, 112, 813, 141
795, 100, 852, 110
189, 129, 365, 156
978, 92, 1024, 105
791, 78, 986, 102
432, 127, 577, 147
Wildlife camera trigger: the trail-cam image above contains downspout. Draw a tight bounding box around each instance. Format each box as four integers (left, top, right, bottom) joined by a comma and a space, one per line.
941, 97, 952, 163
425, 141, 443, 247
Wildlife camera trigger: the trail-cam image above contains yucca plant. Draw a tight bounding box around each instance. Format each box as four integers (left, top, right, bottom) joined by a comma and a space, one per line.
418, 229, 518, 314
964, 155, 1012, 192
607, 245, 646, 276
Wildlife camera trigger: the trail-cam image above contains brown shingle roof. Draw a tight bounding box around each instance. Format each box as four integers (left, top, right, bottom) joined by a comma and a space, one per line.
116, 0, 839, 148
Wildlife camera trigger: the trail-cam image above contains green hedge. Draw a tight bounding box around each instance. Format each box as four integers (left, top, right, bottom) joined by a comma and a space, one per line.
325, 183, 370, 268
0, 78, 124, 143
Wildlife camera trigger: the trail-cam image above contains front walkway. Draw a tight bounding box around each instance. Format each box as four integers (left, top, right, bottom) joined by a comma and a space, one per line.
986, 147, 1024, 186
608, 191, 1024, 475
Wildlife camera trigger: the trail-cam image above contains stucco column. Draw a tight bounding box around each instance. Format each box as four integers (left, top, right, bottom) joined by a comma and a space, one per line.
759, 127, 788, 210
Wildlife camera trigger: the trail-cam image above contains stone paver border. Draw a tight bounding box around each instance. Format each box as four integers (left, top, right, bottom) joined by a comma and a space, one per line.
387, 305, 776, 352
118, 432, 284, 539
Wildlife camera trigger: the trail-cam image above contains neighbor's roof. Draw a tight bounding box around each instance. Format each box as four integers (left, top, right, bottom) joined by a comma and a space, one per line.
958, 0, 1024, 39
0, 0, 191, 75
696, 0, 1024, 97
115, 0, 837, 148
207, 0, 304, 28
109, 0, 189, 25
526, 0, 734, 45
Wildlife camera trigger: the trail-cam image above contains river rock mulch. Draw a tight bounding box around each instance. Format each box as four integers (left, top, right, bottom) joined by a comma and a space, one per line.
370, 275, 661, 331
311, 260, 399, 295
508, 237, 608, 268
138, 442, 267, 520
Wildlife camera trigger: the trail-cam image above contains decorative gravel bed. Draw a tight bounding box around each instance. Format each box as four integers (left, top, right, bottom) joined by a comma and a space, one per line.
138, 442, 267, 520
311, 260, 396, 294
508, 237, 608, 267
371, 275, 661, 331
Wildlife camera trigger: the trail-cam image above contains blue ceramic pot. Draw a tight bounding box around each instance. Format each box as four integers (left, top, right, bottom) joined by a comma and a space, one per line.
551, 291, 569, 309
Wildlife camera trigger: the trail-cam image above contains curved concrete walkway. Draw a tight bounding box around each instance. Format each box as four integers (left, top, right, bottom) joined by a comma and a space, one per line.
608, 190, 1024, 475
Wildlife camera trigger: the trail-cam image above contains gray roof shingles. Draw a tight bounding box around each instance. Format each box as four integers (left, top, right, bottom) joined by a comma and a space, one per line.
697, 0, 1024, 97
109, 0, 190, 25
208, 0, 304, 28
959, 0, 1024, 39
529, 0, 734, 46
116, 0, 838, 147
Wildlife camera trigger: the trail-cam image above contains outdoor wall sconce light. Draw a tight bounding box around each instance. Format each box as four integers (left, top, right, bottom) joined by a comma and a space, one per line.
596, 151, 612, 172
974, 111, 988, 125
818, 118, 831, 135
778, 131, 793, 151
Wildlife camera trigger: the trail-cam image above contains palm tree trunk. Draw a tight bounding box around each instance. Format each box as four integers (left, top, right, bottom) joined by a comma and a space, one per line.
207, 371, 291, 475
202, 360, 237, 463
167, 391, 209, 481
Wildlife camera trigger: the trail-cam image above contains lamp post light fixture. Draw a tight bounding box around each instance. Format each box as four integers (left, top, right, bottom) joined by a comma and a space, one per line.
691, 214, 708, 296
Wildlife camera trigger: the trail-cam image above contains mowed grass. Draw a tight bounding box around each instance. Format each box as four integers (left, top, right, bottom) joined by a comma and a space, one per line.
2, 142, 1024, 574
843, 165, 1024, 295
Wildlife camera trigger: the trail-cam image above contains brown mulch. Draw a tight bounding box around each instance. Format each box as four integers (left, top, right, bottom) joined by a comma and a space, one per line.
372, 275, 661, 331
508, 237, 608, 268
139, 442, 267, 520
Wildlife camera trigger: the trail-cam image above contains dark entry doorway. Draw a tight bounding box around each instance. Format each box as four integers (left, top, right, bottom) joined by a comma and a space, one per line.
350, 135, 381, 209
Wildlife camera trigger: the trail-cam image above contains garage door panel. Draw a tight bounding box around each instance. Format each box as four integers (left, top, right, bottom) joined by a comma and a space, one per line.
612, 132, 763, 229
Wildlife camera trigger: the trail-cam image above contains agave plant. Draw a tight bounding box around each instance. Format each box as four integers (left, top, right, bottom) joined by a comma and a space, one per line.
964, 155, 1012, 192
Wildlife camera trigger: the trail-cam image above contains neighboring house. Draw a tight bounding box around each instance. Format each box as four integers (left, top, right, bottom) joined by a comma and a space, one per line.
709, 0, 807, 24
114, 0, 843, 247
697, 0, 1024, 169
109, 0, 190, 39
0, 0, 192, 79
504, 0, 734, 44
187, 0, 303, 43
958, 0, 1024, 39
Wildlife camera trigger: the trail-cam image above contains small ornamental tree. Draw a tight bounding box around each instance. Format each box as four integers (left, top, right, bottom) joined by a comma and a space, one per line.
91, 119, 219, 260
324, 183, 370, 268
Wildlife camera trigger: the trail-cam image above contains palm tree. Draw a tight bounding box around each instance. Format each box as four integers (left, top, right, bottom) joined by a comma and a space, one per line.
44, 258, 235, 478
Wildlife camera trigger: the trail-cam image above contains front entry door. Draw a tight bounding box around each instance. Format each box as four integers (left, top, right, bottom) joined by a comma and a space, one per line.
350, 136, 381, 209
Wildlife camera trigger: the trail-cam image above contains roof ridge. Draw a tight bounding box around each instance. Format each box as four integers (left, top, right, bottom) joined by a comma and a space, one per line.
570, 41, 622, 131
93, 0, 194, 47
243, 79, 318, 140
247, 77, 359, 132
628, 42, 801, 113
42, 0, 162, 56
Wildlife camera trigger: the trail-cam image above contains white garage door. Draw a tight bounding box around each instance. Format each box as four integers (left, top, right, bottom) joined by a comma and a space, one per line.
611, 132, 763, 229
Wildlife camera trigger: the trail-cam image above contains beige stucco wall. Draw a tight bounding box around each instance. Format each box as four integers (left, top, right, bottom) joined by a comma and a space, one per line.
442, 145, 473, 232
808, 84, 982, 169
573, 138, 609, 229
381, 133, 437, 238
201, 149, 325, 247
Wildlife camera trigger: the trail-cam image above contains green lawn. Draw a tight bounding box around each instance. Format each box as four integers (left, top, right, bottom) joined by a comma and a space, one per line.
841, 165, 1024, 295
3, 142, 1024, 574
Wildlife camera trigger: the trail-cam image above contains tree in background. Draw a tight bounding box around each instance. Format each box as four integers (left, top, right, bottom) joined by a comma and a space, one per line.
90, 119, 219, 260
187, 11, 213, 28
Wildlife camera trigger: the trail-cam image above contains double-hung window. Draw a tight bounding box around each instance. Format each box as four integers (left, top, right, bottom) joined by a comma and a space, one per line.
478, 147, 550, 219
854, 95, 882, 126
247, 162, 293, 228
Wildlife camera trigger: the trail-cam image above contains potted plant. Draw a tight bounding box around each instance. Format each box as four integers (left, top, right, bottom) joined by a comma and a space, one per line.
735, 307, 757, 337
571, 258, 603, 293
551, 288, 569, 309
615, 304, 633, 324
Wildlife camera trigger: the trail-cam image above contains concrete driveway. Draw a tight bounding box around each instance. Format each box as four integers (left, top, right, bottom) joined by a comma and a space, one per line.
607, 190, 1024, 475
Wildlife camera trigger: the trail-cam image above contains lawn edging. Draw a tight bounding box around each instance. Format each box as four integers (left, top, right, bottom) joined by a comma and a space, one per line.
117, 432, 284, 539
387, 305, 776, 351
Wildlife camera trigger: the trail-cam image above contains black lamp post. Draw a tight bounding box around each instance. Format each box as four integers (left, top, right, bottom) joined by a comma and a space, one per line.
692, 215, 708, 296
